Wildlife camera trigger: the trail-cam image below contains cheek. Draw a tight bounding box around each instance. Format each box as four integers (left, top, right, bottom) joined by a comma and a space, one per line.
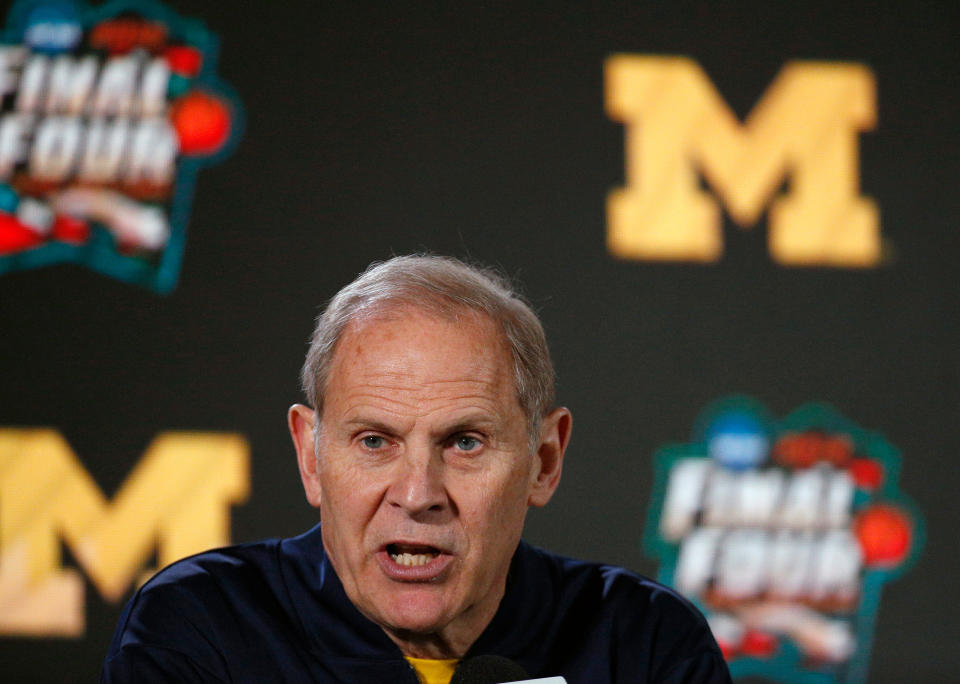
319, 476, 384, 574
318, 465, 383, 532
463, 467, 533, 537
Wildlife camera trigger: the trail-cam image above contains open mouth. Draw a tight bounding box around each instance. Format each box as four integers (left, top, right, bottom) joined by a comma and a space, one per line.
387, 543, 441, 567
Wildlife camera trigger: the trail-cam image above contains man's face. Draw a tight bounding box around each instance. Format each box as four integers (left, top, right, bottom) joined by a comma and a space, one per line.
289, 307, 568, 653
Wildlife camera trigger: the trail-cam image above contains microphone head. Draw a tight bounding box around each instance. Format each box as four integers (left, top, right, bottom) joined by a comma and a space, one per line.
450, 655, 530, 684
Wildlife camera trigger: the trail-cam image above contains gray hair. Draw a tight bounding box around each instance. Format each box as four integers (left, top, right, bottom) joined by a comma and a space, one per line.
301, 255, 556, 441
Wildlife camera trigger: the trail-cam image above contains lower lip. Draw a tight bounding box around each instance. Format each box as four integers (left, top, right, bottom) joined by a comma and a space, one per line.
375, 550, 454, 581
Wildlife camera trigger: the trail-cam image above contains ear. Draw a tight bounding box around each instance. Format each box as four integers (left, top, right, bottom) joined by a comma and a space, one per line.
289, 404, 323, 508
528, 407, 572, 507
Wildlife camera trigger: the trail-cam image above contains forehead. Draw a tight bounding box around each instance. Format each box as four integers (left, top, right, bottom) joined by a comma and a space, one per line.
326, 306, 518, 409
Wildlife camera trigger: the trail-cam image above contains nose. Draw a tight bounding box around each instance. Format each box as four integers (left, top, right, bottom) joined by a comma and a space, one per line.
385, 449, 451, 520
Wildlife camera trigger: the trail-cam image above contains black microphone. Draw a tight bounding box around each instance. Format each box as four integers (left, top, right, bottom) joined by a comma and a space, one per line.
450, 655, 530, 684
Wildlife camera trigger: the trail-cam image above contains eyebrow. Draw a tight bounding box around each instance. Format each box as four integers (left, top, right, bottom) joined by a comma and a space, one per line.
441, 416, 501, 434
342, 417, 402, 435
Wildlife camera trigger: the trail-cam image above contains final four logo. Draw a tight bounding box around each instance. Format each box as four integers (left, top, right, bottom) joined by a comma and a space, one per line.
0, 0, 242, 292
644, 396, 923, 684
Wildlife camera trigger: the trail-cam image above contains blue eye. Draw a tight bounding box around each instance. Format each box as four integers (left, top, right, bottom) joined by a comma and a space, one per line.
361, 435, 386, 449
454, 435, 481, 452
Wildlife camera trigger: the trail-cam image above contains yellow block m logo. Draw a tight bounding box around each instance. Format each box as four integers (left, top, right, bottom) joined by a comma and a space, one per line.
606, 56, 880, 266
0, 429, 249, 636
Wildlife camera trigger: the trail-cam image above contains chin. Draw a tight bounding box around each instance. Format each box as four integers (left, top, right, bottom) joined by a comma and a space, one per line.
378, 591, 453, 635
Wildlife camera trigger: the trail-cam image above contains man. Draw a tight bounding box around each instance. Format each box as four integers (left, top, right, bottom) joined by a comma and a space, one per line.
103, 255, 730, 683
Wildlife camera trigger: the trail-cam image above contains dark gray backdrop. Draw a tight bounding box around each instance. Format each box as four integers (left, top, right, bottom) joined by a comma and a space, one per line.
1, 1, 957, 680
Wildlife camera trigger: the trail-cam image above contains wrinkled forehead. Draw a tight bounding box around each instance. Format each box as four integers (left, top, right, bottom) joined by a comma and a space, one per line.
345, 301, 508, 350
320, 303, 537, 443
338, 301, 509, 368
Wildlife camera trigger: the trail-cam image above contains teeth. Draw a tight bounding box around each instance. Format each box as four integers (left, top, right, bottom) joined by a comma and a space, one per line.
390, 551, 437, 566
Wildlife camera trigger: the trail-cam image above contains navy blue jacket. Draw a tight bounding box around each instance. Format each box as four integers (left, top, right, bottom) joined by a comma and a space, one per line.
102, 524, 730, 683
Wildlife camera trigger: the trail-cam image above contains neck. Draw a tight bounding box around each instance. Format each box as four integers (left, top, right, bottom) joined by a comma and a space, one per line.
382, 583, 505, 659
387, 630, 465, 659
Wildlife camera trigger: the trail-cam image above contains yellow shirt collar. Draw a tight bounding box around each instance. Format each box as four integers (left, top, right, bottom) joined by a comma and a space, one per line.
405, 656, 460, 684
